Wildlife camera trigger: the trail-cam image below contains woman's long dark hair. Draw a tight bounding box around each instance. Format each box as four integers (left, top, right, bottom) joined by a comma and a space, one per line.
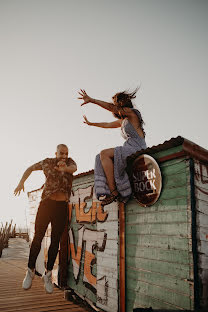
113, 87, 145, 136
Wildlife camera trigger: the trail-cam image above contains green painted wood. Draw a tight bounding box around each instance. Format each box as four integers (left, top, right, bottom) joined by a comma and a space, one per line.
126, 221, 190, 236
126, 197, 188, 213
126, 234, 191, 251
126, 245, 193, 265
127, 289, 194, 311
126, 255, 190, 278
125, 156, 194, 311
159, 184, 188, 201
72, 175, 94, 188
160, 158, 188, 176
126, 296, 176, 311
126, 209, 189, 224
126, 276, 192, 309
150, 145, 183, 160
126, 266, 192, 295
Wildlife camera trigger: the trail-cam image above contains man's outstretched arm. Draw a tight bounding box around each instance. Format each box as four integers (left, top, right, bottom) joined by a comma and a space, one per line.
14, 162, 42, 196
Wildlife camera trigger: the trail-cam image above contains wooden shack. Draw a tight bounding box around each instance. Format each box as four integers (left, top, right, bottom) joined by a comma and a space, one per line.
28, 136, 208, 311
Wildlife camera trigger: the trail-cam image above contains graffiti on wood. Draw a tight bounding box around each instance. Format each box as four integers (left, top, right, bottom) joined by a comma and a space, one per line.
68, 185, 109, 304
195, 161, 208, 195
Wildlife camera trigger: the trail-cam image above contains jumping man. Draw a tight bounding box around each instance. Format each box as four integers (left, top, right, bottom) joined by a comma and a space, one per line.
14, 144, 77, 293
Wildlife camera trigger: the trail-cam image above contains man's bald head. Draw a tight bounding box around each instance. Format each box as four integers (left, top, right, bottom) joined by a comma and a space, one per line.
57, 144, 68, 151
56, 144, 68, 160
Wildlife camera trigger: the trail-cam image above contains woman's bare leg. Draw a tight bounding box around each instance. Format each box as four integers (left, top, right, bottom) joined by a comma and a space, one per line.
100, 148, 118, 196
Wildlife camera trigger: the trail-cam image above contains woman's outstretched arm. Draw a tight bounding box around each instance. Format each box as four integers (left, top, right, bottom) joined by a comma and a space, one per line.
78, 89, 120, 114
83, 115, 121, 128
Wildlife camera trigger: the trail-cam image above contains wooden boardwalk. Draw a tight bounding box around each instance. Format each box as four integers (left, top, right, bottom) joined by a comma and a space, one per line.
0, 239, 92, 312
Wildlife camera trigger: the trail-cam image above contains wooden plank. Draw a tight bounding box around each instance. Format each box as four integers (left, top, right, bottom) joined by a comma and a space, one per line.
0, 258, 90, 312
150, 145, 183, 160
126, 197, 189, 214
125, 156, 193, 311
126, 266, 193, 295
126, 209, 189, 224
126, 276, 193, 309
126, 245, 192, 265
126, 221, 191, 236
126, 290, 192, 311
126, 255, 190, 278
194, 160, 208, 308
159, 185, 188, 200
126, 233, 191, 251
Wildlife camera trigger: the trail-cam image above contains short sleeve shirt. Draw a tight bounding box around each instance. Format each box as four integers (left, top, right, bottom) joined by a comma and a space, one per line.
32, 157, 76, 201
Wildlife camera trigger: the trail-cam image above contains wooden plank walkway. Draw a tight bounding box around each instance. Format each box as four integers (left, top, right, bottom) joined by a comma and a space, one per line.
0, 239, 92, 312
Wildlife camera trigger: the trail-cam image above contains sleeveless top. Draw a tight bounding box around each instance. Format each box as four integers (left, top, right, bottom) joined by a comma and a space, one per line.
120, 108, 146, 149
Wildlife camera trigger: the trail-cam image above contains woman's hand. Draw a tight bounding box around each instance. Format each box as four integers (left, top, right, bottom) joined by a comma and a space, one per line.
78, 89, 92, 106
83, 115, 92, 126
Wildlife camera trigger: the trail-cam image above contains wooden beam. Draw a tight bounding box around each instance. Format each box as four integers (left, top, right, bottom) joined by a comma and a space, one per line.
119, 201, 125, 312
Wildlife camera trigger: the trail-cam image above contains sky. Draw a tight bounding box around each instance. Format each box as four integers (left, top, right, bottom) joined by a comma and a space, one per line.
0, 0, 207, 227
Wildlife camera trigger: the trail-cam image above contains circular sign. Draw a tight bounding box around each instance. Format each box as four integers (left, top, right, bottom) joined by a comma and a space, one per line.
131, 154, 162, 207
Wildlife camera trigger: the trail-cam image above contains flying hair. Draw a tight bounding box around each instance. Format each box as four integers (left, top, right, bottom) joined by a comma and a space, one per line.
112, 86, 145, 136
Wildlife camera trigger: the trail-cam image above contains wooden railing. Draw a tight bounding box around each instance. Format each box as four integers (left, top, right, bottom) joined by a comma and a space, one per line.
0, 221, 16, 257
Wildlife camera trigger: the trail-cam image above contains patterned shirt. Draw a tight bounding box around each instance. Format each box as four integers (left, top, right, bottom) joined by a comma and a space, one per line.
32, 157, 76, 201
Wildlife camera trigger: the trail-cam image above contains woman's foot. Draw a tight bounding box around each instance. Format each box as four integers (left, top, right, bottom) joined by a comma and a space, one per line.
101, 189, 118, 207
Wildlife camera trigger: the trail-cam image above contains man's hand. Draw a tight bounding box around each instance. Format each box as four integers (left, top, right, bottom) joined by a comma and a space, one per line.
55, 160, 77, 174
78, 89, 92, 106
14, 183, 24, 196
54, 160, 67, 172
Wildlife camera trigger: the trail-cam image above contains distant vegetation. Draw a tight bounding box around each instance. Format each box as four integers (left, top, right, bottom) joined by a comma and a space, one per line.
0, 220, 16, 257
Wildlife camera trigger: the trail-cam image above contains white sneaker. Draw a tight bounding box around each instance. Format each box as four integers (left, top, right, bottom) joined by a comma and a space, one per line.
22, 268, 35, 290
42, 270, 54, 294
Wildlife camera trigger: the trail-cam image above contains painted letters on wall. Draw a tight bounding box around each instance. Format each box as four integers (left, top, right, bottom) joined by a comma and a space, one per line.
68, 184, 118, 311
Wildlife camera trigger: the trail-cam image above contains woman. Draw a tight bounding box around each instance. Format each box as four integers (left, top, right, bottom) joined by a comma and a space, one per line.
78, 88, 147, 206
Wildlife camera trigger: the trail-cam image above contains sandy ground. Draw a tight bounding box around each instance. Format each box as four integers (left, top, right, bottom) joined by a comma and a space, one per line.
1, 237, 30, 259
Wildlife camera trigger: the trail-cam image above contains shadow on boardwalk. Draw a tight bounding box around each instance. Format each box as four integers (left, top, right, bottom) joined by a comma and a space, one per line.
0, 238, 94, 312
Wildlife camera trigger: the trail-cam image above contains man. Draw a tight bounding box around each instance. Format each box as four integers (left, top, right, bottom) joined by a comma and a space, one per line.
14, 144, 77, 293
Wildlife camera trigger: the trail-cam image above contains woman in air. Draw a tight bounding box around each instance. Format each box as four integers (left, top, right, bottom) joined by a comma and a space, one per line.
78, 88, 147, 206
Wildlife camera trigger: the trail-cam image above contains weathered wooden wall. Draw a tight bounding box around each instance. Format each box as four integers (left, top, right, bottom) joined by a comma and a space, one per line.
194, 160, 208, 308
125, 147, 195, 311
67, 173, 119, 312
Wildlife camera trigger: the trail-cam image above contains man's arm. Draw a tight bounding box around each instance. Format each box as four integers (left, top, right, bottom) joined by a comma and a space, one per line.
14, 162, 43, 196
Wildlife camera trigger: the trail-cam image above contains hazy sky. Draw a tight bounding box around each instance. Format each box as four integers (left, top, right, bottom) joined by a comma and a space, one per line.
0, 0, 207, 227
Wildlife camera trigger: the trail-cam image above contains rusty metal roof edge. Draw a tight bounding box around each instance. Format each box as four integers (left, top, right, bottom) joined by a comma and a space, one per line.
127, 135, 208, 164
182, 138, 208, 164
73, 169, 94, 179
